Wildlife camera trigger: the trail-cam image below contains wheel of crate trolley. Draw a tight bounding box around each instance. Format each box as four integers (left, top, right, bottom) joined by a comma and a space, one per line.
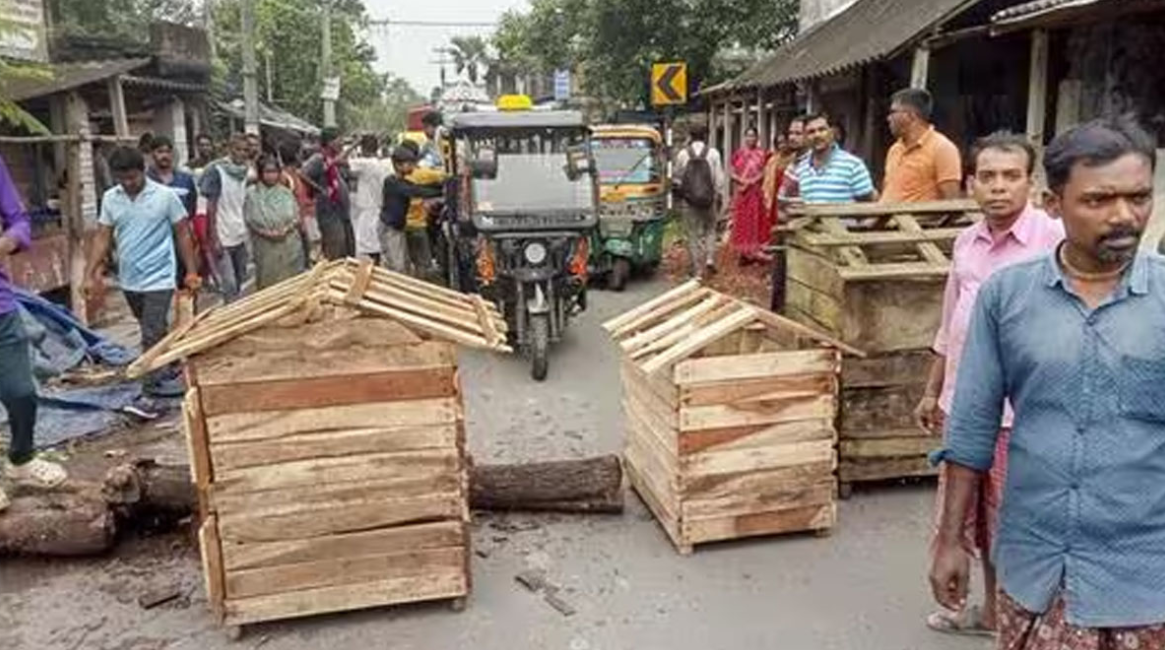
225, 625, 244, 642
450, 596, 468, 612
838, 482, 854, 500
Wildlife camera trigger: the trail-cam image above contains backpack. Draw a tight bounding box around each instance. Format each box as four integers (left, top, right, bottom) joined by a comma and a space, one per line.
681, 144, 716, 209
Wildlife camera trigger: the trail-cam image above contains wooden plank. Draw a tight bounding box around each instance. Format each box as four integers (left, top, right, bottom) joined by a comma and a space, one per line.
630, 301, 742, 363
333, 275, 485, 335
624, 438, 681, 517
184, 389, 213, 492
206, 398, 461, 444
819, 218, 868, 267
683, 479, 834, 520
840, 436, 939, 459
683, 503, 836, 545
675, 349, 838, 389
336, 289, 504, 352
211, 474, 462, 517
640, 307, 756, 375
361, 261, 500, 315
841, 351, 933, 388
611, 286, 714, 345
224, 570, 468, 626
680, 393, 835, 432
624, 459, 683, 550
194, 339, 454, 387
198, 515, 226, 621
749, 308, 864, 357
623, 368, 679, 431
838, 278, 945, 353
683, 439, 835, 478
218, 492, 465, 543
840, 456, 937, 482
211, 424, 459, 472
226, 546, 466, 599
840, 383, 925, 439
223, 521, 465, 571
788, 199, 980, 218
800, 227, 964, 248
681, 374, 836, 408
841, 426, 934, 441
621, 359, 678, 408
679, 419, 835, 456
213, 448, 461, 495
108, 77, 129, 137
602, 280, 702, 334
471, 294, 504, 347
343, 259, 376, 305
786, 247, 844, 301
837, 262, 950, 281
893, 214, 948, 264
199, 367, 456, 416
625, 399, 679, 472
910, 45, 930, 89
683, 461, 836, 501
620, 295, 727, 354
785, 280, 844, 341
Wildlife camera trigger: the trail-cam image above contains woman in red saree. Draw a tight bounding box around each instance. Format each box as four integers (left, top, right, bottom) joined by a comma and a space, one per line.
730, 127, 772, 263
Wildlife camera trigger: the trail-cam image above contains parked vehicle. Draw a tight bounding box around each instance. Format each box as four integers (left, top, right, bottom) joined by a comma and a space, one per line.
589, 124, 669, 291
445, 104, 598, 380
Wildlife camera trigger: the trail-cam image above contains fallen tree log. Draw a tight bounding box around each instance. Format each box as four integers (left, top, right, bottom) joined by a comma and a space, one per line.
470, 455, 624, 514
0, 454, 625, 557
0, 485, 116, 556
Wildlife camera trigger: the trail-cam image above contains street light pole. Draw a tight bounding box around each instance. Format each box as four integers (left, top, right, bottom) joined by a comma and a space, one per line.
322, 1, 336, 128
241, 0, 260, 134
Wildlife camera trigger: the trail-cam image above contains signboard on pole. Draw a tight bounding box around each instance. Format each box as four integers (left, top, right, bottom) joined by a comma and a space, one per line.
0, 0, 48, 63
320, 76, 342, 102
554, 69, 571, 102
651, 62, 687, 107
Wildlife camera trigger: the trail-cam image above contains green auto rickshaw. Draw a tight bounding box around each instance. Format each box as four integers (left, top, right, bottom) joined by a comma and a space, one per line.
589, 124, 669, 291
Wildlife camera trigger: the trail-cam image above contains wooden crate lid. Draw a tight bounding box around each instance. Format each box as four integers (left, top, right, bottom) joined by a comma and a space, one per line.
781, 200, 981, 282
127, 259, 510, 378
602, 280, 864, 375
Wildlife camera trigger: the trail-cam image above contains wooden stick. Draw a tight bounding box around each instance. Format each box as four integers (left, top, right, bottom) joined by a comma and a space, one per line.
328, 278, 487, 336
331, 289, 512, 353
471, 295, 504, 347
749, 306, 867, 358
641, 307, 756, 375
602, 279, 702, 334
343, 259, 375, 305
893, 214, 948, 264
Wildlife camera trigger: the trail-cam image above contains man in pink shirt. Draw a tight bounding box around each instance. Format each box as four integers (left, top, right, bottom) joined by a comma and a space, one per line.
916, 132, 1064, 637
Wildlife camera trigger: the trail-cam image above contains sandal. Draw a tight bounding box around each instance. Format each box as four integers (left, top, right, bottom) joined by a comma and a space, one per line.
4, 458, 68, 489
926, 605, 995, 637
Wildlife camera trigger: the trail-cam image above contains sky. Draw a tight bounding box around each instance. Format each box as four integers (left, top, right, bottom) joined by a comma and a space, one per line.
361, 0, 529, 97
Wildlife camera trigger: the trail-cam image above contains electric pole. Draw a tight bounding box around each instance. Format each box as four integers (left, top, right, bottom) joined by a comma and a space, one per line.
205, 0, 217, 61
241, 0, 260, 134
321, 1, 336, 128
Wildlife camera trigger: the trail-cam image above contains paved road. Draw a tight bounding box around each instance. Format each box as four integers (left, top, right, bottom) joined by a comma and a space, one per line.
0, 277, 987, 650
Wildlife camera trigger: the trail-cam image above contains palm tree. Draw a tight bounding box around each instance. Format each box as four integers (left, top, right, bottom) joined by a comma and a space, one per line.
449, 35, 489, 85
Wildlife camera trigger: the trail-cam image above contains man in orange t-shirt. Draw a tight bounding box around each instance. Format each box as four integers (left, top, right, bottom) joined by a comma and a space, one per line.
882, 88, 963, 203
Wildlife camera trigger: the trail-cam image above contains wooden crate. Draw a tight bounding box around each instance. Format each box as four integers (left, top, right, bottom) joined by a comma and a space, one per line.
783, 201, 980, 489
131, 260, 510, 629
604, 282, 860, 554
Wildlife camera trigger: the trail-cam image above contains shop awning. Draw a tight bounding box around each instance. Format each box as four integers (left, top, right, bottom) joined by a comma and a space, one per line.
991, 0, 1165, 33
216, 100, 320, 135
6, 58, 151, 102
709, 0, 975, 94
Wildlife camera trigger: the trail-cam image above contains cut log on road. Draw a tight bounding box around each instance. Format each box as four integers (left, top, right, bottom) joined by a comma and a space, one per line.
103, 459, 197, 514
470, 455, 624, 514
0, 485, 116, 556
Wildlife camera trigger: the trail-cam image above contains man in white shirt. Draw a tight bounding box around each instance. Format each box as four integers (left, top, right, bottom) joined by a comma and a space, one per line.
673, 123, 727, 278
199, 134, 251, 302
347, 135, 394, 263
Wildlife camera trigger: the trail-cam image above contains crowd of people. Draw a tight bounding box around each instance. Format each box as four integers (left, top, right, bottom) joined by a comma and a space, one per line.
673, 88, 1165, 649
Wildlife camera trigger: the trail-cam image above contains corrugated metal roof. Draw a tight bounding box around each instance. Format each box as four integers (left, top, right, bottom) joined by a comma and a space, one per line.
216, 100, 320, 135
993, 0, 1085, 21
715, 0, 975, 93
6, 58, 151, 102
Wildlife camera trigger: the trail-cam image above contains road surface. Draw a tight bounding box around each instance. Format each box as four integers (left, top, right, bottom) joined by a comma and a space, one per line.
0, 277, 988, 650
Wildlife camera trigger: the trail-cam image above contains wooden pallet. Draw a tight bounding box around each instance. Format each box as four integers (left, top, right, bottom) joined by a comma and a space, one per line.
605, 282, 859, 554
782, 201, 976, 487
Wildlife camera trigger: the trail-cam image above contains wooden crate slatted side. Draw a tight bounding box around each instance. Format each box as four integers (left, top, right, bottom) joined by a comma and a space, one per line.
679, 393, 835, 432
204, 398, 462, 444
621, 360, 678, 409
840, 382, 927, 439
622, 371, 679, 433
841, 351, 933, 388
329, 288, 499, 351
217, 492, 465, 544
629, 301, 743, 364
788, 199, 981, 218
682, 439, 836, 478
192, 340, 455, 387
184, 388, 213, 493
224, 570, 468, 627
620, 294, 729, 354
624, 401, 680, 481
837, 262, 951, 281
682, 478, 835, 521
212, 448, 462, 495
674, 349, 839, 387
837, 280, 945, 354
679, 419, 836, 458
682, 461, 836, 501
840, 456, 937, 482
892, 214, 949, 264
330, 273, 487, 337
623, 459, 684, 550
210, 424, 460, 472
624, 439, 682, 519
682, 503, 836, 546
222, 521, 466, 572
210, 474, 463, 517
639, 307, 757, 375
225, 546, 467, 600
199, 367, 457, 416
356, 259, 502, 318
799, 226, 965, 248
816, 218, 869, 267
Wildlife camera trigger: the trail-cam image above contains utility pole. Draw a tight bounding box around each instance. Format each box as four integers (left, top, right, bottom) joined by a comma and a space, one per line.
321, 1, 336, 128
241, 0, 260, 134
205, 0, 216, 61
265, 50, 274, 103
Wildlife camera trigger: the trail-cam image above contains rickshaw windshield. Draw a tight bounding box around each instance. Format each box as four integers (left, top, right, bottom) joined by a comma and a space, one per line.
465, 131, 593, 214
593, 138, 658, 185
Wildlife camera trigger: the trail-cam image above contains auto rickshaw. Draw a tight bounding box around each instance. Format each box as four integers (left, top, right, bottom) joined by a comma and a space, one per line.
443, 99, 598, 381
589, 124, 669, 291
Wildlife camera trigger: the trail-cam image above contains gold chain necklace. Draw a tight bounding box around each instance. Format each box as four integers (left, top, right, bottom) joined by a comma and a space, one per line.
1058, 245, 1130, 282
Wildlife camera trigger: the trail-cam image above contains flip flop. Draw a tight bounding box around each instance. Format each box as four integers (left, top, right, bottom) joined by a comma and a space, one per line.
926, 605, 996, 637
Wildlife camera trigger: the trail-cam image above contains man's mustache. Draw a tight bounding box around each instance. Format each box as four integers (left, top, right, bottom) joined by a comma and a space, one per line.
1099, 225, 1142, 244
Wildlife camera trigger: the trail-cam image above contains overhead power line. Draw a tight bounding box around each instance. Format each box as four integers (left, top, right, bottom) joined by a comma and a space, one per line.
366, 19, 496, 28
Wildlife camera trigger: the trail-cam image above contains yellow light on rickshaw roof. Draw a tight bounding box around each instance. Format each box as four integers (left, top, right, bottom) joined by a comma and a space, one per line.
497, 95, 534, 111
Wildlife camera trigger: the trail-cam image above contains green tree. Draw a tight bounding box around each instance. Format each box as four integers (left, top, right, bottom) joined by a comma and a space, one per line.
347, 74, 425, 136
0, 17, 48, 134
449, 35, 488, 85
49, 0, 197, 45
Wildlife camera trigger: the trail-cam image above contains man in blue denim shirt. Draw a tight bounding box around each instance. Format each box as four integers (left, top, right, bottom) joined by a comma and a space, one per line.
931, 117, 1165, 648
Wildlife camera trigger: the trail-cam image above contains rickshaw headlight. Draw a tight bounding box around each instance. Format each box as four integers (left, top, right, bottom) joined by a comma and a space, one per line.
524, 241, 548, 265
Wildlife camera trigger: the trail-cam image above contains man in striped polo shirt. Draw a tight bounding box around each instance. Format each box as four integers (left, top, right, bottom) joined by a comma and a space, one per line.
779, 113, 878, 204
